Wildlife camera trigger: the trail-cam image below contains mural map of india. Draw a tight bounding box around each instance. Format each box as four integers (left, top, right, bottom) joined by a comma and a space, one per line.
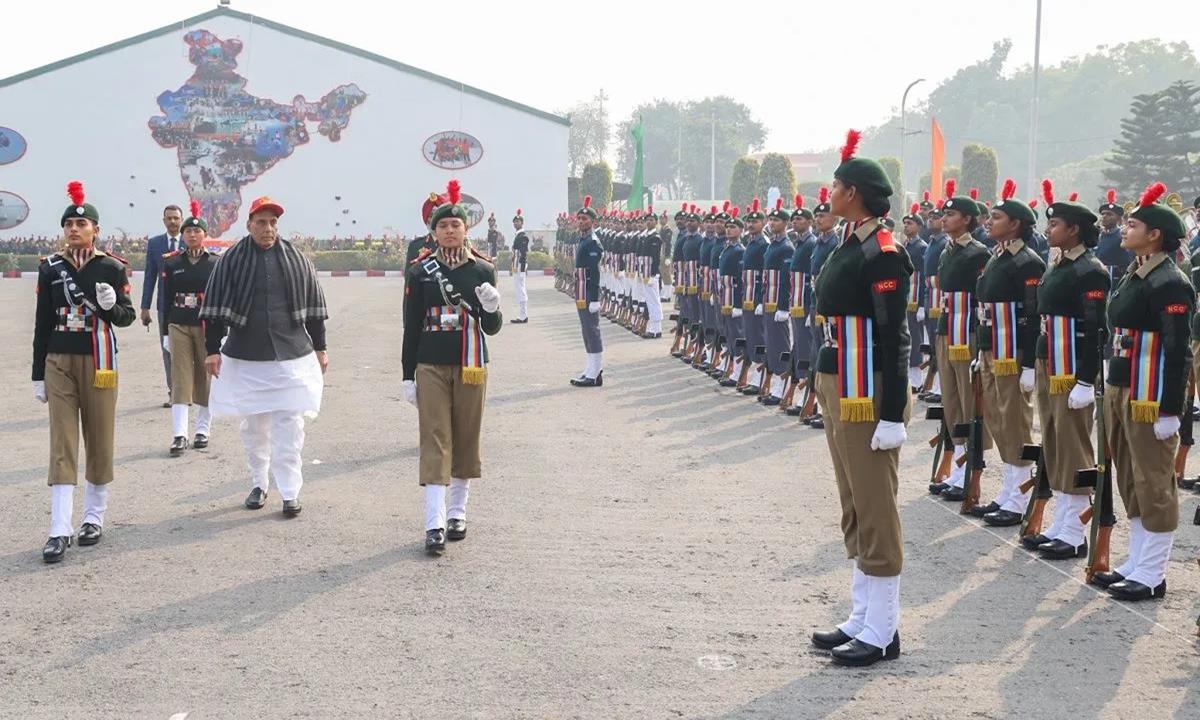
148, 30, 367, 237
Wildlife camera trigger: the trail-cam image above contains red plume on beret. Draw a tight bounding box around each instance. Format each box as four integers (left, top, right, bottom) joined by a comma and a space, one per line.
1041, 179, 1054, 206
944, 179, 956, 200
1028, 199, 1038, 209
839, 129, 861, 164
516, 208, 522, 217
690, 204, 697, 213
67, 181, 85, 206
795, 194, 804, 209
1001, 179, 1016, 202
775, 198, 783, 211
446, 179, 461, 205
722, 200, 730, 212
730, 207, 740, 219
1068, 192, 1078, 202
910, 202, 920, 215
583, 195, 592, 210
969, 188, 979, 200
711, 205, 718, 215
923, 190, 930, 202
1106, 189, 1117, 204
936, 199, 945, 210
818, 187, 829, 205
190, 199, 201, 218
1139, 181, 1167, 208
750, 197, 760, 213
680, 202, 687, 211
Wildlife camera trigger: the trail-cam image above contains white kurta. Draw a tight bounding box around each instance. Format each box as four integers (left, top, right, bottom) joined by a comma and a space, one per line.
209, 352, 324, 419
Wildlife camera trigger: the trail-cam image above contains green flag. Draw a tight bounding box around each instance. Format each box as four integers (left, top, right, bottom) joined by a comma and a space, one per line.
627, 118, 645, 210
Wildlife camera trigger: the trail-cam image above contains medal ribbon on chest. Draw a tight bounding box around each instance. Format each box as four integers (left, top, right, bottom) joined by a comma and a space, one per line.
986, 301, 1019, 375
833, 315, 875, 422
1044, 315, 1077, 394
1129, 329, 1164, 422
907, 270, 919, 313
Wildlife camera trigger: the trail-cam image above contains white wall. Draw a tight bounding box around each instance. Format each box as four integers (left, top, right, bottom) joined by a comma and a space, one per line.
0, 13, 567, 240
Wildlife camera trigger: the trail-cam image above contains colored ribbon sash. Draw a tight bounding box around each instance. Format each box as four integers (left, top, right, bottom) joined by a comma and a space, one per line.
742, 269, 758, 310
673, 262, 681, 287
460, 308, 488, 385
764, 269, 779, 312
699, 265, 710, 299
943, 291, 972, 361
985, 301, 1019, 376
686, 260, 698, 294
1129, 329, 1164, 422
928, 285, 943, 318
790, 272, 807, 318
1044, 315, 1077, 394
721, 276, 734, 315
832, 315, 875, 422
907, 271, 920, 312
91, 315, 118, 389
575, 268, 587, 309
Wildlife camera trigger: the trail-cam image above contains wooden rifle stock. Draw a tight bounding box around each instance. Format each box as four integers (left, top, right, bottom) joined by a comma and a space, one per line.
960, 362, 986, 514
1019, 443, 1052, 540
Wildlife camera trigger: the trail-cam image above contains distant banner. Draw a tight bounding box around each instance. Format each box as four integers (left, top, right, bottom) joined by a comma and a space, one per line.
0, 190, 30, 229
0, 127, 28, 165
422, 130, 484, 170
931, 118, 945, 200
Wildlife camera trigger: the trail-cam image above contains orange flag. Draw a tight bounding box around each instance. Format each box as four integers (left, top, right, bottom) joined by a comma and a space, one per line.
931, 118, 945, 200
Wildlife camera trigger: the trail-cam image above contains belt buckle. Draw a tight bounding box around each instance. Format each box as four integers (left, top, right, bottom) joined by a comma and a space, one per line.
440, 313, 461, 329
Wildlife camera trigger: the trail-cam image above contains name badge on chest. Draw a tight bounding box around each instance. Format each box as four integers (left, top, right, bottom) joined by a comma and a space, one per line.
66, 312, 87, 331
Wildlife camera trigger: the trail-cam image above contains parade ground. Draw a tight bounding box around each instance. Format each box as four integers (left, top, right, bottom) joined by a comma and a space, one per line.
2, 274, 1198, 719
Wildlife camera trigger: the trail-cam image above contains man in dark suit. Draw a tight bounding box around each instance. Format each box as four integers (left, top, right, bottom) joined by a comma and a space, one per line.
141, 204, 184, 406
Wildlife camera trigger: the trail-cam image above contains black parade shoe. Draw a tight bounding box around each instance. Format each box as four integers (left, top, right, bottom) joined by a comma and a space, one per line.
969, 501, 1000, 518
762, 396, 782, 407
244, 487, 267, 510
1020, 533, 1050, 551
811, 628, 853, 651
425, 529, 446, 555
169, 435, 190, 457
983, 509, 1023, 527
42, 536, 72, 563
830, 633, 900, 667
928, 482, 949, 495
785, 406, 803, 416
808, 416, 825, 430
1089, 570, 1125, 589
1107, 579, 1166, 602
193, 433, 209, 449
940, 486, 966, 502
1037, 538, 1087, 560
282, 499, 303, 518
446, 518, 467, 541
570, 372, 604, 388
718, 378, 738, 388
77, 523, 102, 546
925, 393, 942, 404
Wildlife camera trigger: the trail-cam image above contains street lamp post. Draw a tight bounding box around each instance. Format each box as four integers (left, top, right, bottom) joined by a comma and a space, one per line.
1027, 0, 1044, 201
900, 78, 925, 198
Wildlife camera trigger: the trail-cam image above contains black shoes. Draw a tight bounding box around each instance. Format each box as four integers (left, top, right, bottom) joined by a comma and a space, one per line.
78, 522, 103, 546
282, 499, 302, 518
718, 378, 738, 388
447, 518, 467, 540
1107, 579, 1166, 601
925, 393, 942, 404
170, 435, 190, 456
642, 332, 662, 339
811, 627, 853, 650
1020, 533, 1050, 551
161, 401, 172, 408
42, 536, 71, 563
739, 386, 760, 396
969, 501, 1000, 518
509, 318, 529, 324
762, 396, 782, 407
928, 482, 949, 495
808, 417, 825, 430
785, 406, 803, 416
1038, 538, 1087, 560
570, 371, 604, 387
1089, 570, 1125, 589
244, 487, 267, 510
983, 509, 1023, 527
940, 486, 966, 502
425, 529, 446, 555
193, 433, 209, 449
830, 633, 901, 667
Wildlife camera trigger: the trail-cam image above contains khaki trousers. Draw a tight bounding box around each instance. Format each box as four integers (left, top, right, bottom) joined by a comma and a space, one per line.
45, 353, 117, 486
416, 363, 486, 486
169, 324, 209, 406
814, 371, 909, 576
1105, 384, 1179, 532
979, 351, 1033, 464
1035, 360, 1094, 495
936, 336, 993, 450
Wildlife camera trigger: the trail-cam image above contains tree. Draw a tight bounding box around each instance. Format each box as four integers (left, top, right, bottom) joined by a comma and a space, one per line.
1104, 81, 1200, 198
581, 162, 613, 210
756, 153, 797, 205
729, 157, 760, 207
919, 166, 960, 196
878, 156, 903, 211
1045, 154, 1111, 205
563, 91, 610, 177
960, 144, 999, 201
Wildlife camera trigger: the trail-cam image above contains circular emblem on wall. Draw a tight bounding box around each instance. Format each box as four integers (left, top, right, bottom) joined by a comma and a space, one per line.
0, 190, 31, 229
0, 127, 28, 165
461, 193, 485, 228
422, 130, 483, 169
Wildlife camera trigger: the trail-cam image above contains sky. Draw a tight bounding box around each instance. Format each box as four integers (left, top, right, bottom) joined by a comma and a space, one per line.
5, 0, 1200, 156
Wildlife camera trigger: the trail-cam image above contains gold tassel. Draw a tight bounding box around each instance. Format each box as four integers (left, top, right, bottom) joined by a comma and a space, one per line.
907, 301, 918, 313
840, 397, 876, 423
929, 308, 942, 319
993, 359, 1019, 376
1130, 400, 1160, 423
686, 285, 698, 295
1048, 374, 1075, 395
576, 300, 586, 310
461, 367, 487, 385
742, 301, 755, 311
701, 291, 711, 300
765, 302, 777, 313
790, 307, 806, 318
949, 345, 972, 362
814, 314, 826, 326
93, 370, 117, 389
721, 305, 733, 316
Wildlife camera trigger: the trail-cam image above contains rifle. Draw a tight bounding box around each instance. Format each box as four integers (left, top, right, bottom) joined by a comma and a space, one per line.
735, 339, 751, 389
694, 328, 715, 369
953, 361, 986, 514
752, 345, 770, 396
1075, 328, 1114, 584
1018, 443, 1052, 540
925, 406, 953, 484
1174, 368, 1195, 487
711, 334, 730, 378
669, 313, 686, 356
775, 351, 793, 406
782, 360, 807, 410
920, 342, 938, 393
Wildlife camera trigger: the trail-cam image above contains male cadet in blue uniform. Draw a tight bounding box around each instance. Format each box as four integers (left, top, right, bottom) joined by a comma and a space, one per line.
917, 191, 934, 241
739, 198, 769, 393
679, 206, 705, 361
669, 205, 689, 355
571, 196, 605, 387
784, 195, 817, 414
900, 204, 929, 392
1096, 189, 1132, 286
761, 198, 796, 404
696, 206, 721, 365
706, 205, 729, 359
718, 209, 747, 387
801, 188, 839, 426
919, 202, 949, 402
142, 204, 185, 406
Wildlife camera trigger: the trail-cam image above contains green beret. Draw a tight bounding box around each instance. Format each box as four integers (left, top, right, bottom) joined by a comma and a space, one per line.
61, 202, 100, 226
833, 157, 894, 201
182, 215, 208, 233
942, 196, 981, 217
1045, 201, 1097, 227
993, 199, 1035, 225
1131, 202, 1187, 242
429, 180, 472, 228
791, 208, 813, 220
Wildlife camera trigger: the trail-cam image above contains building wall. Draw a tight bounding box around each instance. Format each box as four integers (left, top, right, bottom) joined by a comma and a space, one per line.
0, 13, 567, 240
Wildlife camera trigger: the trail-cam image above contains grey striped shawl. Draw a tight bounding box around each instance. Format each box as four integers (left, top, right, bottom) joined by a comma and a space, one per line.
199, 236, 328, 328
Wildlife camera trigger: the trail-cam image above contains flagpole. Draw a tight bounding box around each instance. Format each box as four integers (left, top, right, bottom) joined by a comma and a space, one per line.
710, 111, 716, 200
1026, 0, 1043, 198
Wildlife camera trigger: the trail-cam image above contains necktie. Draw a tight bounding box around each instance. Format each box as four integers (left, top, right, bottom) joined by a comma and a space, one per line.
170, 237, 178, 252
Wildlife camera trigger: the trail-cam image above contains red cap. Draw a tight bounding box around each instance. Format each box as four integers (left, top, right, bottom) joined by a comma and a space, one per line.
248, 196, 284, 218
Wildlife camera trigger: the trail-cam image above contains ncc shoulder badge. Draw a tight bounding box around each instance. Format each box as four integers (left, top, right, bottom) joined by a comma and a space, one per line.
1165, 303, 1188, 315
873, 279, 898, 293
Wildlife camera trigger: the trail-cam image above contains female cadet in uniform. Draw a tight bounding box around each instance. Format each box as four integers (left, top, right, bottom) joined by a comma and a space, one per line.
401, 180, 503, 555
809, 131, 912, 667
1021, 181, 1111, 559
972, 180, 1046, 526
929, 180, 992, 502
1096, 182, 1194, 600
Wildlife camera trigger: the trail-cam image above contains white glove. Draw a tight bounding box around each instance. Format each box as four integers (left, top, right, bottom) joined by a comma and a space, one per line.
916, 306, 926, 322
1067, 381, 1095, 410
774, 310, 789, 323
732, 308, 743, 319
94, 282, 116, 311
1154, 414, 1181, 441
474, 282, 501, 313
870, 420, 907, 451
162, 335, 171, 354
1019, 367, 1035, 393
588, 301, 600, 314
970, 356, 981, 373
754, 304, 764, 316
402, 379, 417, 406
33, 380, 46, 404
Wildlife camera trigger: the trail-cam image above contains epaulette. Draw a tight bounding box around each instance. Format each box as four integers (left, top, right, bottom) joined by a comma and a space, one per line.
409, 247, 434, 265
1146, 256, 1188, 292
163, 249, 182, 260
107, 251, 131, 267
470, 247, 494, 264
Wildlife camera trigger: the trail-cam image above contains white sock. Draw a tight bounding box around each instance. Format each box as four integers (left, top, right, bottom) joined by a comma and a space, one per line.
591, 352, 604, 374
1057, 493, 1090, 547
195, 405, 212, 436
447, 477, 471, 521
1001, 464, 1033, 513
855, 574, 900, 650
932, 374, 941, 393
992, 464, 1014, 507
731, 359, 743, 379
1115, 518, 1145, 577
50, 485, 74, 538
171, 404, 189, 438
1126, 529, 1173, 588
82, 481, 109, 527
949, 445, 967, 488
837, 564, 868, 637
770, 376, 784, 399
908, 367, 923, 387
424, 484, 447, 531
1044, 495, 1069, 540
